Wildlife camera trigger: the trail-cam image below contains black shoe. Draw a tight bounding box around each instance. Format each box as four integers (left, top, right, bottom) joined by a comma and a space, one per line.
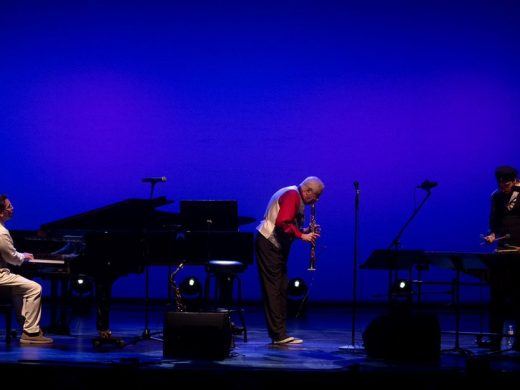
231, 325, 244, 335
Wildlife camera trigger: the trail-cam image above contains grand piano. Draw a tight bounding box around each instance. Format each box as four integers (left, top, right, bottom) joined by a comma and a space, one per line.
11, 197, 256, 335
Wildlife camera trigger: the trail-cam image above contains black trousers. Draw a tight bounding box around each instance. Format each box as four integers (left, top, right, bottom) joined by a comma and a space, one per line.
255, 234, 291, 341
488, 269, 520, 341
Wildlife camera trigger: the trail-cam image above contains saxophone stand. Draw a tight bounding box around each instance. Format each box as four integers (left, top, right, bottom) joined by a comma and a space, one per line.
339, 181, 363, 352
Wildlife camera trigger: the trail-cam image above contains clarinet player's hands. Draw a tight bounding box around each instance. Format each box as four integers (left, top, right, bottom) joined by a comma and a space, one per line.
482, 233, 496, 244
301, 231, 320, 245
302, 224, 321, 234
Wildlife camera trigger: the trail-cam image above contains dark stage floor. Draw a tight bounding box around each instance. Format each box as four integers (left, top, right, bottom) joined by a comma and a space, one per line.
1, 301, 520, 388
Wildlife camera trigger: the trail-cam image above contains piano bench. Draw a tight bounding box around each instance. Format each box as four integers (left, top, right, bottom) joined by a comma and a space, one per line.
0, 287, 14, 343
204, 260, 247, 342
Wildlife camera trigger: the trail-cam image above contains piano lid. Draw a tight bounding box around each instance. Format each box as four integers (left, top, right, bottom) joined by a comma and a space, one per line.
40, 196, 177, 233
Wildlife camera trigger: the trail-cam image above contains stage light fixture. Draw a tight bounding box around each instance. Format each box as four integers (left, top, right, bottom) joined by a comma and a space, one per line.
69, 275, 94, 316
179, 276, 203, 311
288, 277, 308, 297
392, 278, 412, 297
180, 276, 202, 297
287, 277, 309, 318
71, 275, 93, 296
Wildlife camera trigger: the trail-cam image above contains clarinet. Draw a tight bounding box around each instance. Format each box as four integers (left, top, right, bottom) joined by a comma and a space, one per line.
170, 262, 186, 312
308, 204, 317, 271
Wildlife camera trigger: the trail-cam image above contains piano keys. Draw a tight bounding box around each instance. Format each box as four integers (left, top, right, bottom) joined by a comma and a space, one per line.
22, 258, 70, 278
30, 259, 66, 265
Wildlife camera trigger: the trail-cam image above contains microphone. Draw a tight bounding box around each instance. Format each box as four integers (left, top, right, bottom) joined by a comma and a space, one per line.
416, 180, 438, 191
142, 177, 167, 184
353, 181, 360, 195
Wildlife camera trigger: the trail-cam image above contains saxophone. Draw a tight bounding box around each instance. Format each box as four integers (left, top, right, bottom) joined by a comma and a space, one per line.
170, 262, 186, 312
308, 204, 317, 271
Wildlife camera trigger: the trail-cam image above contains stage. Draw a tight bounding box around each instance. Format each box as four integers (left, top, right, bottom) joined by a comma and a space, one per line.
1, 301, 520, 388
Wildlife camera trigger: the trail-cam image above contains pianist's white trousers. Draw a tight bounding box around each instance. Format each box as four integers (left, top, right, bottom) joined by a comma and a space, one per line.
0, 268, 42, 334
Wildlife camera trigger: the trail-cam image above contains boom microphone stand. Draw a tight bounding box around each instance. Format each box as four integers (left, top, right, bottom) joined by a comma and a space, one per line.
339, 181, 362, 351
386, 180, 437, 295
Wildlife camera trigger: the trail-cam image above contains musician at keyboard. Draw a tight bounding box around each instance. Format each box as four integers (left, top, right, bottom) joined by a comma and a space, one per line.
481, 166, 520, 350
0, 194, 53, 344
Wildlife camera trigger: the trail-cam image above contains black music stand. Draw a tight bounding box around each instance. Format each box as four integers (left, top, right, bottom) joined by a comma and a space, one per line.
427, 252, 487, 356
180, 200, 239, 232
361, 249, 429, 302
443, 256, 473, 356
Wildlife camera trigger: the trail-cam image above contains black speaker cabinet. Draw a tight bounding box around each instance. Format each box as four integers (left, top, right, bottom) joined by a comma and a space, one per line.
163, 311, 232, 360
362, 311, 441, 361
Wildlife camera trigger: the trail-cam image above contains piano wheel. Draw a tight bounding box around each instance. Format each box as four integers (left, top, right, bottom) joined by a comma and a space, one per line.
92, 336, 125, 348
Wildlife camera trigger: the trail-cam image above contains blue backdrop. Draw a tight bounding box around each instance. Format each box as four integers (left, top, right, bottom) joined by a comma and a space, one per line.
1, 0, 519, 304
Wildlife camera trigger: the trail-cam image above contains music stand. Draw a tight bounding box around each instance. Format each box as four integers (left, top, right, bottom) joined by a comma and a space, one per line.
180, 200, 239, 232
427, 252, 487, 356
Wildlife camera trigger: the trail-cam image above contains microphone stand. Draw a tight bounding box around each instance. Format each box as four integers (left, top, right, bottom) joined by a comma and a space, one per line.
386, 188, 432, 300
137, 179, 165, 343
339, 181, 362, 351
149, 182, 157, 200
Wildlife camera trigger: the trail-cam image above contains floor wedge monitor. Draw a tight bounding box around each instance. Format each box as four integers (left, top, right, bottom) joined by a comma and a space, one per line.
362, 310, 441, 361
163, 311, 232, 359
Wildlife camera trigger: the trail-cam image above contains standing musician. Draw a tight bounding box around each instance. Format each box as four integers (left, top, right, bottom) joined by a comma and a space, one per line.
255, 176, 324, 345
482, 165, 520, 350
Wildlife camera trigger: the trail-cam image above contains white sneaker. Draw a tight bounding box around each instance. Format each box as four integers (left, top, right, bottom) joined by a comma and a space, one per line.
272, 336, 303, 345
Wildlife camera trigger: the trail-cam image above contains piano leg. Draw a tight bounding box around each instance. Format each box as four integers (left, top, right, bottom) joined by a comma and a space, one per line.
42, 276, 70, 335
94, 275, 115, 334
92, 275, 124, 347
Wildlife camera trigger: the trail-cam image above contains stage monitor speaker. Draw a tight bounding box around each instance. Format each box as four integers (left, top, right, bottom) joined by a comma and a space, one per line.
163, 311, 232, 360
362, 311, 441, 361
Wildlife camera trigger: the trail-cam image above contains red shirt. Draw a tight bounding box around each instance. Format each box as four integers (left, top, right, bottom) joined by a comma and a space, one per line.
275, 189, 303, 239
